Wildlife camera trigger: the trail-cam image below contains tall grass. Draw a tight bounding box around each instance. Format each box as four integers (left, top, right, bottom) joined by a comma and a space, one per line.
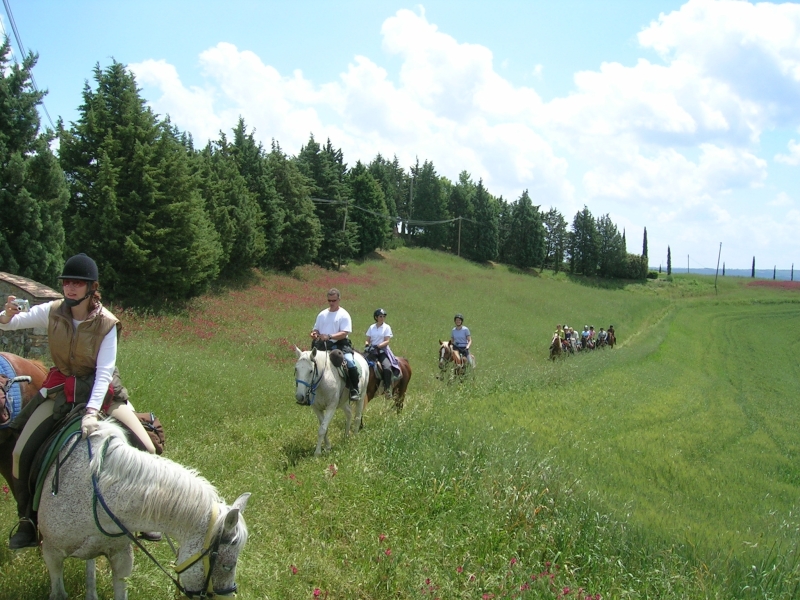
1, 248, 799, 599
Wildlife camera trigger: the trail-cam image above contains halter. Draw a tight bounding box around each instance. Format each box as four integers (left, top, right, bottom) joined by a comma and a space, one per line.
86, 437, 238, 598
295, 351, 327, 405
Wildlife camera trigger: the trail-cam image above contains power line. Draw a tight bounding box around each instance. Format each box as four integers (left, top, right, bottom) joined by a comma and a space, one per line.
310, 197, 480, 227
1, 0, 55, 129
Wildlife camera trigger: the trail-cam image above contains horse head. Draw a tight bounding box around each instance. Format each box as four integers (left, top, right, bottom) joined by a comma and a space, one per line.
294, 346, 318, 404
174, 493, 250, 599
438, 340, 452, 370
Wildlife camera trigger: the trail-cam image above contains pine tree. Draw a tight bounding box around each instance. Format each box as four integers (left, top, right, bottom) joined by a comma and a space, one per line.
541, 208, 568, 273
196, 132, 265, 276
667, 246, 672, 275
752, 256, 755, 278
642, 227, 648, 259
569, 206, 598, 275
296, 136, 356, 269
470, 179, 499, 263
59, 62, 221, 305
266, 141, 321, 271
347, 161, 390, 257
0, 40, 67, 283
411, 160, 449, 250
507, 190, 545, 270
595, 214, 625, 277
448, 171, 475, 255
231, 118, 284, 268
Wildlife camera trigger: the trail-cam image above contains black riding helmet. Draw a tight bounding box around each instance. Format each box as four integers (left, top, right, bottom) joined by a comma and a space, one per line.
58, 253, 98, 307
454, 313, 464, 323
374, 308, 387, 321
59, 253, 99, 282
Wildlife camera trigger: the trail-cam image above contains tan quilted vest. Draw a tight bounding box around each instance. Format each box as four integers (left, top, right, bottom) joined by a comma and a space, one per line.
48, 300, 121, 377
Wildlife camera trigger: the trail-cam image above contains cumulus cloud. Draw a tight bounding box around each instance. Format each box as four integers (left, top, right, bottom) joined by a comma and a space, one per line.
129, 1, 800, 266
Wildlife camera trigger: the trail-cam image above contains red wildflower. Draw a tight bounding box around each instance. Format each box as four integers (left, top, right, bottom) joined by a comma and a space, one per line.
313, 588, 321, 597
290, 565, 298, 575
379, 533, 387, 542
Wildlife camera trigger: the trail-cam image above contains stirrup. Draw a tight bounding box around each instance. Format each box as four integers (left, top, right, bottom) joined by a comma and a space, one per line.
8, 518, 38, 550
349, 388, 360, 402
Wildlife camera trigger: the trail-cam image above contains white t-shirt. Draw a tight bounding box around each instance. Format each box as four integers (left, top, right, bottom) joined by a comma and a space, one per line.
365, 322, 393, 347
313, 307, 353, 336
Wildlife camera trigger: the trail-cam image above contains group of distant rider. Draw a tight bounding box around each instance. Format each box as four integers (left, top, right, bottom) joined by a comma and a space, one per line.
553, 324, 616, 353
308, 289, 472, 403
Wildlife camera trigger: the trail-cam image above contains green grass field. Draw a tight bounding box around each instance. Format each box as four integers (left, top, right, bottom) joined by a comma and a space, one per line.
1, 247, 799, 599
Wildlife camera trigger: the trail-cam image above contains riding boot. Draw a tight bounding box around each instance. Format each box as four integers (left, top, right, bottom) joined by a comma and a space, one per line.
8, 476, 38, 549
347, 366, 360, 401
382, 368, 392, 397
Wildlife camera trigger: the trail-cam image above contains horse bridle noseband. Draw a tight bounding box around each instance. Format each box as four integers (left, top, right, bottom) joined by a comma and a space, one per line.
295, 352, 327, 405
84, 436, 238, 598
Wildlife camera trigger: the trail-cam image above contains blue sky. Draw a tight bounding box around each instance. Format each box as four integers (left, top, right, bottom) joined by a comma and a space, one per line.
5, 0, 800, 270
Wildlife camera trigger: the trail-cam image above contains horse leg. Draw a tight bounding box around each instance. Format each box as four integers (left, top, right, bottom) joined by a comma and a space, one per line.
85, 559, 98, 600
315, 406, 337, 456
107, 546, 133, 600
41, 541, 68, 600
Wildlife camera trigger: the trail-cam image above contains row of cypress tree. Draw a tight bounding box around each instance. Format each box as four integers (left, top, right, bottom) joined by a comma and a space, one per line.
1, 46, 647, 307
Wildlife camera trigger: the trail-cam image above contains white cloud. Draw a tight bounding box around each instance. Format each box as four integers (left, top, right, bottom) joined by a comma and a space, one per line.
775, 138, 800, 164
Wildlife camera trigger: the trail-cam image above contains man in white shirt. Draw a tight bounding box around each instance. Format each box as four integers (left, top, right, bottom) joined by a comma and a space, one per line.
310, 288, 360, 402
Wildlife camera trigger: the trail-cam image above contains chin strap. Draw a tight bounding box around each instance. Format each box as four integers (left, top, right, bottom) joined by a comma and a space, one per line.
64, 290, 93, 308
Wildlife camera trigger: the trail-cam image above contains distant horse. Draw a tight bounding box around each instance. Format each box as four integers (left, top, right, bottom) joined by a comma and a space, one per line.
549, 334, 562, 361
607, 328, 616, 348
0, 352, 48, 499
38, 420, 250, 600
366, 356, 412, 411
438, 340, 475, 379
294, 347, 368, 456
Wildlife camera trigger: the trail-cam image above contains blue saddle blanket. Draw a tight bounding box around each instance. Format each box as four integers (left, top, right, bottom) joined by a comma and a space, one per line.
0, 354, 23, 427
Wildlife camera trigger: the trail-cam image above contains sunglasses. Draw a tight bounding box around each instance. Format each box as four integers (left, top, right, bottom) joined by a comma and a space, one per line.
62, 279, 88, 288
327, 298, 339, 303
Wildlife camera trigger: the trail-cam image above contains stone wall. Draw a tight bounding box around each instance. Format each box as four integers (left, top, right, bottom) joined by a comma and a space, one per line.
0, 272, 62, 361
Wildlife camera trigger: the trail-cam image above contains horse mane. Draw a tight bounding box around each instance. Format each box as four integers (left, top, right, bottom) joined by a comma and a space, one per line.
90, 421, 224, 532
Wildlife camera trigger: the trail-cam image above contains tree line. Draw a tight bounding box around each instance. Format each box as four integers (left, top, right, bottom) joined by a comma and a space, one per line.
1, 48, 648, 307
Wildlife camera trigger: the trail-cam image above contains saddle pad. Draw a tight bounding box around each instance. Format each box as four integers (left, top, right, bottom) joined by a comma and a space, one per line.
32, 416, 82, 511
0, 354, 22, 425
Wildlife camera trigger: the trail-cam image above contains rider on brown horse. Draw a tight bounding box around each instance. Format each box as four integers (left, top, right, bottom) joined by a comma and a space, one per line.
364, 308, 398, 397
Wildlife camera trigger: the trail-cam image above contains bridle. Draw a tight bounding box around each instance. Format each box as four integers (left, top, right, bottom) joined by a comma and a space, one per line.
295, 351, 327, 405
84, 436, 239, 598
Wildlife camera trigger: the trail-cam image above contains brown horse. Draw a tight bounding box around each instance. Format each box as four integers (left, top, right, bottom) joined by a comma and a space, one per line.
0, 352, 48, 499
607, 327, 616, 348
549, 334, 562, 361
366, 356, 412, 411
438, 340, 474, 379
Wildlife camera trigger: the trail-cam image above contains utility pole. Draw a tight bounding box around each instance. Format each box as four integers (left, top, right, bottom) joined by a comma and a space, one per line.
457, 217, 462, 257
687, 255, 689, 274
714, 243, 721, 295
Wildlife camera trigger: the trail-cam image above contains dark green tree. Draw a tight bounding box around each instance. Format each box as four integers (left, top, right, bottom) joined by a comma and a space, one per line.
411, 160, 449, 250
368, 154, 407, 221
0, 40, 67, 283
642, 226, 648, 260
469, 179, 499, 263
507, 190, 545, 270
569, 206, 598, 275
667, 246, 672, 275
496, 197, 513, 263
542, 207, 568, 273
347, 161, 390, 257
266, 141, 321, 271
296, 136, 356, 269
448, 171, 475, 255
595, 214, 626, 277
231, 118, 284, 268
196, 132, 266, 276
751, 256, 755, 278
59, 62, 221, 305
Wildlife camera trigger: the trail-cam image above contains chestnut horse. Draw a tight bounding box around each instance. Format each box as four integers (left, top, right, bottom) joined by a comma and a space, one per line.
365, 356, 412, 411
549, 334, 562, 361
0, 352, 48, 499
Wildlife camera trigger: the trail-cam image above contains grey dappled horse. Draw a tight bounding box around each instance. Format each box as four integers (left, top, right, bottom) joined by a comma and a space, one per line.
294, 347, 368, 456
38, 421, 250, 600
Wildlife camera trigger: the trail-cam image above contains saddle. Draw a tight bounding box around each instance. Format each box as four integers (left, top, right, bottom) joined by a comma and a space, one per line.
31, 407, 85, 511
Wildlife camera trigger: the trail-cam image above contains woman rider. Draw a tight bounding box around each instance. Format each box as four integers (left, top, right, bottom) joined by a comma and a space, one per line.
364, 308, 395, 397
451, 314, 471, 359
0, 253, 155, 549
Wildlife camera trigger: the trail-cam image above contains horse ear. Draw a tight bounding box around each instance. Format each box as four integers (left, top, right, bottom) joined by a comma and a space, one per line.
223, 507, 240, 537
295, 346, 302, 358
232, 492, 251, 513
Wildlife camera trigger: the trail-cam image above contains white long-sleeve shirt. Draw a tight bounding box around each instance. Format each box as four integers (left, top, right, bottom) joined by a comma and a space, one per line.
0, 301, 117, 411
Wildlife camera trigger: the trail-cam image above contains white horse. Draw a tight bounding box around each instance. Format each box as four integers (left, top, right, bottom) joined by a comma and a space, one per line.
294, 347, 368, 456
38, 420, 250, 600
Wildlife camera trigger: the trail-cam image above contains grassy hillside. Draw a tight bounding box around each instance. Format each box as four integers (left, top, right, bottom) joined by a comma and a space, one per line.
1, 247, 799, 599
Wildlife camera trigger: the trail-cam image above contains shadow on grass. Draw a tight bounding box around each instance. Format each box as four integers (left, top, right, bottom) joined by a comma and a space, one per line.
564, 273, 639, 290
280, 434, 319, 468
